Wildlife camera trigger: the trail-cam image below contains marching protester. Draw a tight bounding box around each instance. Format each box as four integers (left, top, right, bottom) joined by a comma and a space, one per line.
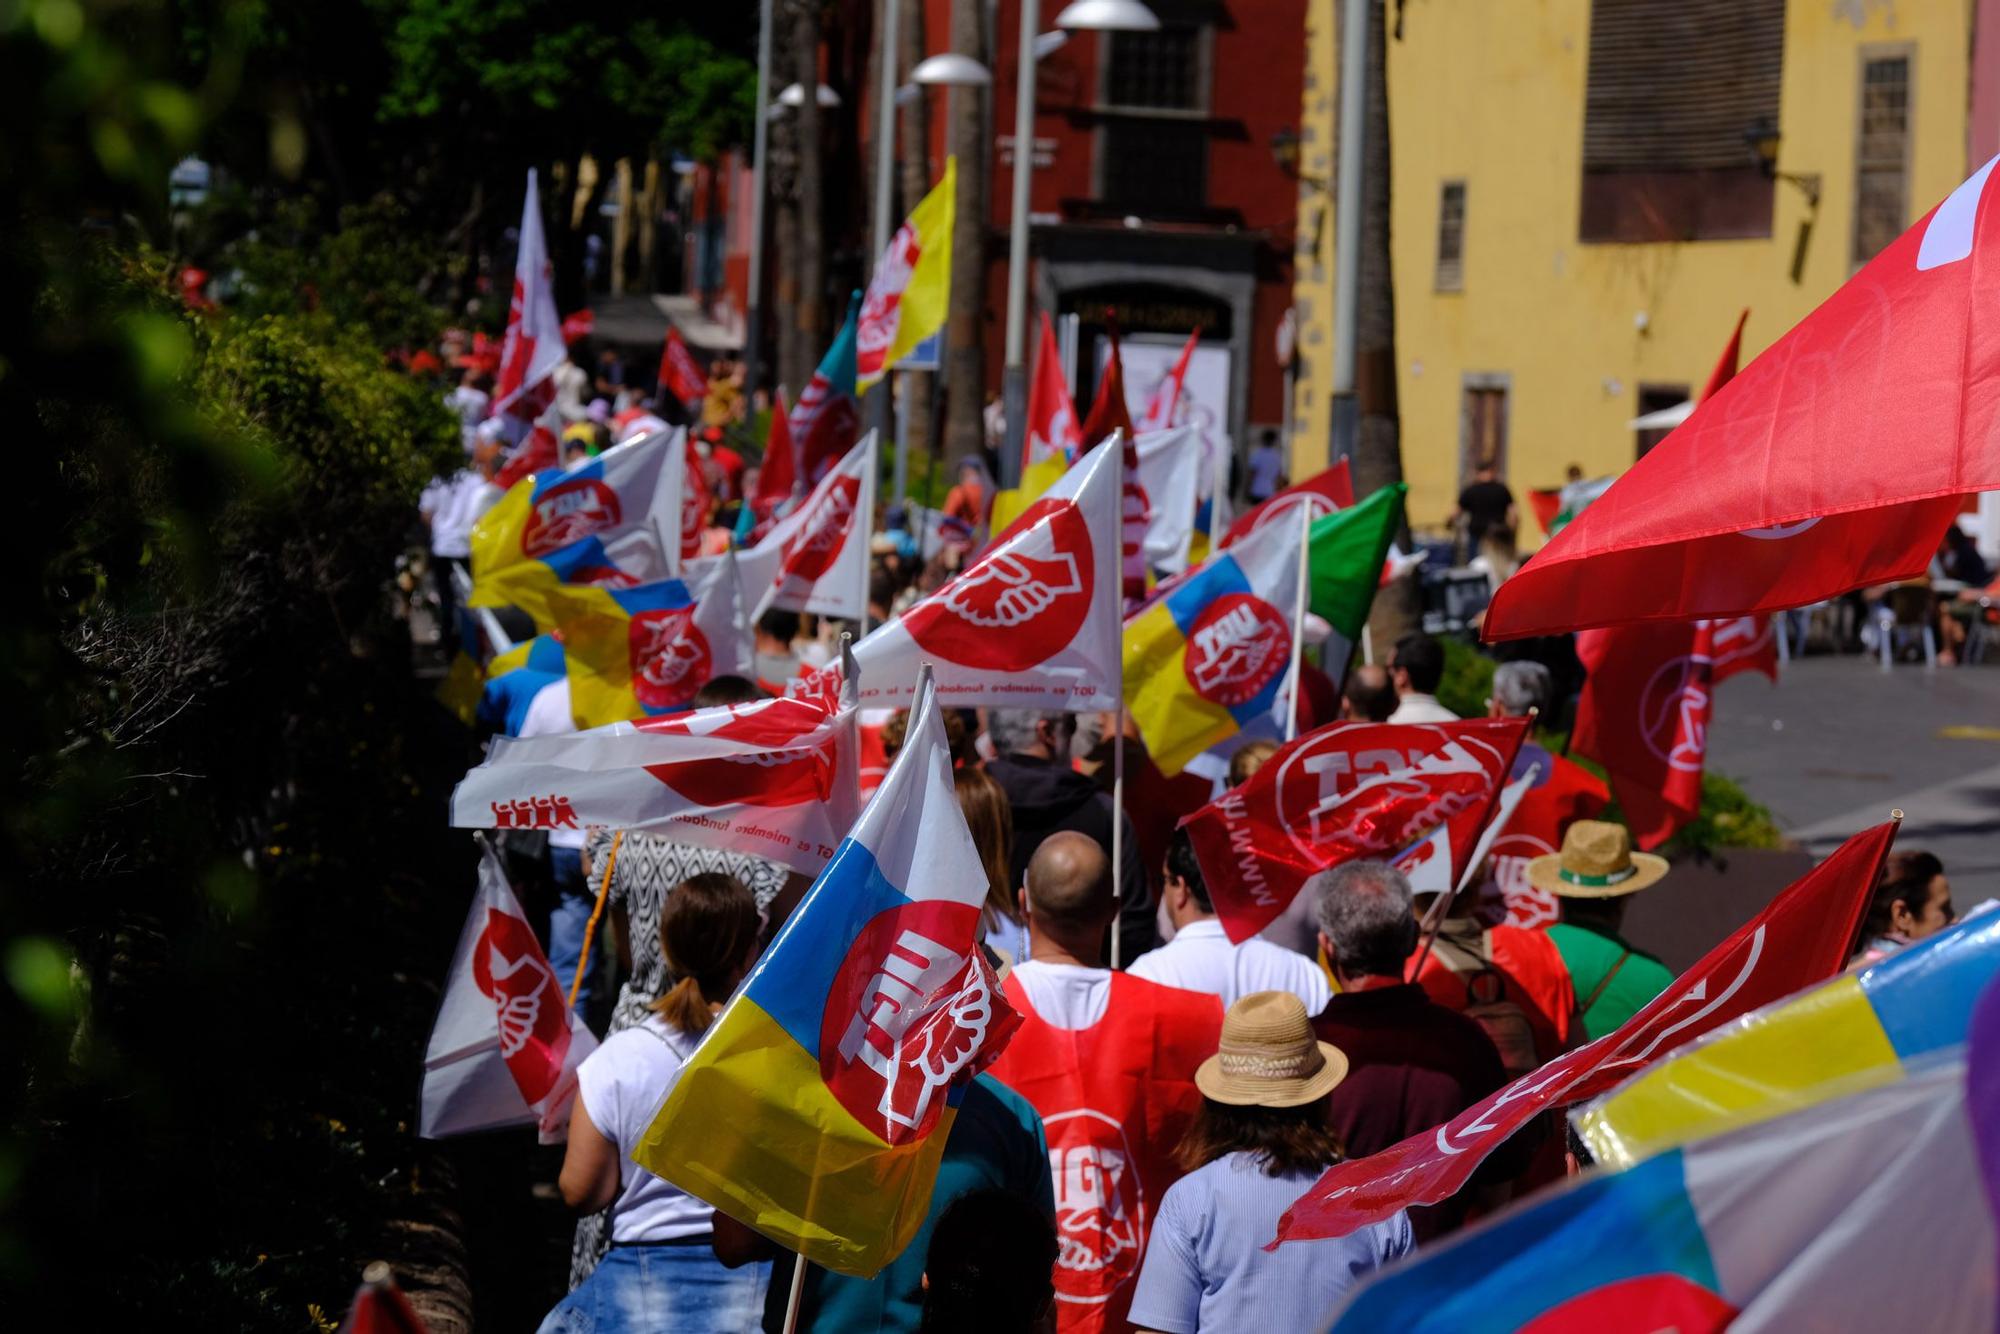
1535, 821, 1676, 1040
1410, 869, 1572, 1077
1385, 634, 1459, 723
985, 833, 1222, 1333
1854, 849, 1957, 963
1130, 828, 1331, 1012
1339, 662, 1398, 723
542, 874, 772, 1332
1127, 991, 1412, 1333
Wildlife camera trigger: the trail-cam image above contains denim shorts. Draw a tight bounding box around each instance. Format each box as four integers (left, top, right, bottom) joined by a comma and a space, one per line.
538, 1244, 771, 1333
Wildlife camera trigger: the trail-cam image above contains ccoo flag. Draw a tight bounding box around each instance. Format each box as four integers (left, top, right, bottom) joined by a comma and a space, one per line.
550, 551, 752, 729
857, 159, 955, 391
634, 668, 1022, 1275
421, 845, 597, 1143
467, 429, 684, 628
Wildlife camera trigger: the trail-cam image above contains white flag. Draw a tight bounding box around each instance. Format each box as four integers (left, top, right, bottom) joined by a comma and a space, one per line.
746, 431, 878, 621
491, 170, 568, 419
1134, 426, 1204, 575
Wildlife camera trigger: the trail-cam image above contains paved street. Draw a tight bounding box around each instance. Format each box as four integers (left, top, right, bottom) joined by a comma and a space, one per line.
1708, 655, 2000, 905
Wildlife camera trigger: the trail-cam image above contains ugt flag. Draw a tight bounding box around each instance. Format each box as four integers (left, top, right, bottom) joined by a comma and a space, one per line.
491, 170, 567, 421
1273, 819, 1898, 1246
549, 552, 752, 729
1483, 158, 2000, 640
1330, 1056, 1987, 1332
751, 431, 878, 622
634, 668, 1021, 1275
1181, 717, 1529, 943
1573, 615, 1777, 850
420, 846, 597, 1143
467, 428, 683, 629
857, 159, 955, 391
450, 686, 861, 879
791, 292, 863, 484
837, 434, 1123, 710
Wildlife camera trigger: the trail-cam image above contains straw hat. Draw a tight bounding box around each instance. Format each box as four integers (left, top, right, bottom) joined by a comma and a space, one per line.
1194, 991, 1349, 1108
1526, 820, 1670, 899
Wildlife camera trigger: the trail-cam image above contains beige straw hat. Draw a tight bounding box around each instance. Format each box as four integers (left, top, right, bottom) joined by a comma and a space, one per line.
1526, 819, 1670, 899
1194, 991, 1349, 1108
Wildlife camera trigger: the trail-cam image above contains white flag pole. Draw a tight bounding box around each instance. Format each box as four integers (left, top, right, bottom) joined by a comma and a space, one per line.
1109, 435, 1129, 969
781, 1252, 808, 1334
1285, 500, 1312, 743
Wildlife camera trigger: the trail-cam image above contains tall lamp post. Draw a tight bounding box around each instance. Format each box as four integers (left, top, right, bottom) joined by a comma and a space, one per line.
741, 0, 777, 418
998, 0, 1160, 487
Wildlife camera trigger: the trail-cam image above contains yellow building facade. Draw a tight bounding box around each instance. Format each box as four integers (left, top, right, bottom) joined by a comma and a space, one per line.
1289, 0, 1976, 543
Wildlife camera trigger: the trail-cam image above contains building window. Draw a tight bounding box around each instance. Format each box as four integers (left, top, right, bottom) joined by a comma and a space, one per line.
1460, 375, 1510, 490
1097, 24, 1209, 216
1435, 181, 1466, 292
1853, 52, 1912, 265
1635, 383, 1690, 459
1579, 0, 1784, 243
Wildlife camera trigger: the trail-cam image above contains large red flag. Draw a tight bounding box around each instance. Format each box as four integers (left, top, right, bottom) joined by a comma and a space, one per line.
753, 387, 797, 521
1079, 325, 1135, 454
1483, 158, 2000, 641
1573, 614, 1777, 850
1219, 462, 1357, 550
1023, 311, 1083, 470
1272, 818, 1898, 1247
1181, 717, 1530, 943
657, 328, 709, 409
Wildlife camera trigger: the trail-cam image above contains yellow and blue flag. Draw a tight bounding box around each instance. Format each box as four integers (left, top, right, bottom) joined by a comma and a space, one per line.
467, 430, 682, 628
634, 668, 1022, 1275
547, 552, 750, 730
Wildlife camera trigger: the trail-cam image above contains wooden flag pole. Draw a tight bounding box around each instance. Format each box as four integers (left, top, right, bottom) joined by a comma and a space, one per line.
568, 830, 624, 1011
781, 1252, 808, 1334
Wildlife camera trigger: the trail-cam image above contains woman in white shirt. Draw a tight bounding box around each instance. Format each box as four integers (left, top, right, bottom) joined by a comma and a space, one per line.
540, 874, 770, 1333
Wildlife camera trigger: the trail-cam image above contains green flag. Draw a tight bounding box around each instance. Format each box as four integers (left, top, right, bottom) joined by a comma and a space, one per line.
1308, 482, 1406, 635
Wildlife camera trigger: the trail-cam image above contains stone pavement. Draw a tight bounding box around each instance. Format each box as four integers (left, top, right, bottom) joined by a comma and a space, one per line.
1707, 654, 2000, 906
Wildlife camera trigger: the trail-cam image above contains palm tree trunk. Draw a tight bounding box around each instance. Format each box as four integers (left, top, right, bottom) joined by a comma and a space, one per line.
941, 0, 989, 468
793, 0, 828, 372
897, 0, 936, 485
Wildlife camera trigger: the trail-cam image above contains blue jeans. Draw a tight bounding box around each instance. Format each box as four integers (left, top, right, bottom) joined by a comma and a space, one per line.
539, 1246, 770, 1333
547, 847, 601, 1021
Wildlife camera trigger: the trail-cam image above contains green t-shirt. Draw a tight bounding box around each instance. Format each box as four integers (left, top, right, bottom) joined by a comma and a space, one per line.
767, 1073, 1055, 1334
1547, 922, 1675, 1042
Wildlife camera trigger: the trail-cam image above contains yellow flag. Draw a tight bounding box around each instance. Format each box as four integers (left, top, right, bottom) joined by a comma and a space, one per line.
987, 455, 1070, 536
856, 159, 955, 391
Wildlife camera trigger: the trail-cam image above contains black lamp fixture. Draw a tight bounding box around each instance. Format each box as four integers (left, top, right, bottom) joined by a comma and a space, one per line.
1742, 116, 1821, 208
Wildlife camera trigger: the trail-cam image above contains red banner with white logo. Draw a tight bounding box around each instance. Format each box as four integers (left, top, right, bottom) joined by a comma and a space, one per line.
657, 327, 709, 408
1483, 744, 1611, 930
1182, 718, 1531, 943
1219, 462, 1355, 551
449, 691, 862, 878
747, 430, 877, 622
421, 846, 598, 1143
1024, 311, 1083, 470
1272, 819, 1897, 1246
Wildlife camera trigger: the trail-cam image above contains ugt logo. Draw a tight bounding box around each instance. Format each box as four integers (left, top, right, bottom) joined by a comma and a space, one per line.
1184, 594, 1289, 707
629, 606, 710, 711
522, 478, 621, 557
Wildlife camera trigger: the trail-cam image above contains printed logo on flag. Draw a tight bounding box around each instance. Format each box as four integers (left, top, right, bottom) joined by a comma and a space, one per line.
489, 794, 584, 830
783, 473, 861, 581
1271, 728, 1507, 859
1738, 518, 1823, 540
470, 909, 573, 1102
905, 498, 1094, 670
571, 563, 643, 589
1487, 830, 1561, 930
522, 478, 622, 557
822, 899, 996, 1142
1639, 655, 1712, 773
629, 606, 711, 711
644, 744, 835, 810
856, 224, 920, 381
1045, 1108, 1146, 1306
1246, 491, 1341, 540
1184, 593, 1290, 707
680, 459, 708, 562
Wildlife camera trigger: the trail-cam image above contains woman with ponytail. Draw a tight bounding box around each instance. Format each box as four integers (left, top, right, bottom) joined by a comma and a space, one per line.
542, 874, 768, 1333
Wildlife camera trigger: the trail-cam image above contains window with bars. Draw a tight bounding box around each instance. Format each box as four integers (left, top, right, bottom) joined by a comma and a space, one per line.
1853, 53, 1911, 265
1098, 25, 1208, 215
1105, 28, 1202, 112
1436, 181, 1466, 292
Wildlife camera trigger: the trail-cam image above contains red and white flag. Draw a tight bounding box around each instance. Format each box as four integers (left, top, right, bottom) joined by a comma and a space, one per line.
450, 687, 862, 879
493, 410, 563, 491
1183, 718, 1531, 943
654, 429, 712, 572
1137, 329, 1199, 433
657, 328, 709, 409
1023, 311, 1082, 470
1484, 157, 2000, 640
743, 430, 877, 621
1220, 462, 1356, 551
1392, 760, 1538, 900
1483, 743, 1611, 930
421, 847, 597, 1143
829, 436, 1123, 710
753, 388, 798, 526
491, 171, 567, 421
1573, 614, 1777, 851
1272, 819, 1898, 1246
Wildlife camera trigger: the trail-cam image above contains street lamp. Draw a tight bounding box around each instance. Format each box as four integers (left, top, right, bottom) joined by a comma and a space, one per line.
775, 81, 843, 110
911, 53, 992, 87
1000, 0, 1161, 485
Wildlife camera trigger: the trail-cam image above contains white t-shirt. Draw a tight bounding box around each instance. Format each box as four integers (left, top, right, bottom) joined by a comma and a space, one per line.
573, 1016, 714, 1243
1386, 693, 1459, 724
1128, 919, 1332, 1013
426, 470, 488, 559
446, 385, 490, 452
518, 679, 587, 850
1008, 959, 1112, 1030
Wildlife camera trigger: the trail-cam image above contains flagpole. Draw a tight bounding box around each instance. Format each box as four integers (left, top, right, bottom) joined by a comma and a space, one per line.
1110, 708, 1126, 970
1285, 500, 1312, 743
781, 1253, 807, 1334
858, 433, 878, 635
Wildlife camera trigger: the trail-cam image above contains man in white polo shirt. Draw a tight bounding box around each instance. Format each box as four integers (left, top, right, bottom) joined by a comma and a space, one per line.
1128, 828, 1332, 1012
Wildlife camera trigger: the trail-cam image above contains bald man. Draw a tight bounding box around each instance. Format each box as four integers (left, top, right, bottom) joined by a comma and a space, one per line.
985, 832, 1222, 1332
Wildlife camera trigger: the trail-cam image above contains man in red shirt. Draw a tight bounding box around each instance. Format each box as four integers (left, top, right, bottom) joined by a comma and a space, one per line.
985, 833, 1222, 1334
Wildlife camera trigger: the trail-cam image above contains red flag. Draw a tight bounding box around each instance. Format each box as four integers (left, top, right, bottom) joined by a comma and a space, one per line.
1077, 319, 1146, 599
492, 417, 560, 490
1572, 615, 1775, 850
1079, 322, 1135, 454
1181, 717, 1531, 943
560, 309, 595, 346
1272, 819, 1897, 1246
1485, 744, 1611, 930
1137, 329, 1199, 432
657, 328, 709, 409
1526, 488, 1563, 536
754, 388, 797, 519
1219, 462, 1357, 550
1023, 310, 1083, 469
1697, 307, 1749, 403
336, 1268, 429, 1334
1483, 161, 2000, 641
492, 171, 565, 421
